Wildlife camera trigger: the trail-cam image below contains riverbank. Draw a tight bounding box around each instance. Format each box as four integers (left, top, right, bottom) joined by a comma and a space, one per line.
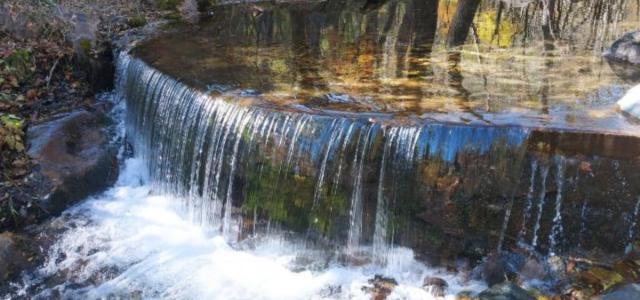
0, 0, 181, 285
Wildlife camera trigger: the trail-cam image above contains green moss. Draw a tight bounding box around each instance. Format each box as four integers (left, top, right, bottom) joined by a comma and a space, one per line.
128, 15, 148, 28
2, 48, 32, 84
241, 159, 349, 237
157, 0, 182, 10
78, 38, 92, 55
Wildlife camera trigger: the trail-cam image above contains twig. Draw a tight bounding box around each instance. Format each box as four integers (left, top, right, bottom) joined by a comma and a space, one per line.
46, 56, 62, 90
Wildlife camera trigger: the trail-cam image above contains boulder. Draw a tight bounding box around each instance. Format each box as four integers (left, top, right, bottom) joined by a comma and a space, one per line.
604, 31, 640, 81
0, 232, 28, 281
617, 84, 640, 119
519, 257, 547, 281
422, 276, 448, 297
477, 282, 535, 300
68, 12, 116, 93
362, 275, 397, 300
481, 252, 524, 287
577, 267, 625, 294
594, 283, 640, 300
27, 108, 118, 216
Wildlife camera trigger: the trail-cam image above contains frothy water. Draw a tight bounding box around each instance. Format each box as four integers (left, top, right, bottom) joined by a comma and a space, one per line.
10, 158, 484, 299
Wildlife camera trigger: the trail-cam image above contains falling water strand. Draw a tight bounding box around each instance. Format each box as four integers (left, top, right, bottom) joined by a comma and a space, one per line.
518, 159, 539, 243
627, 197, 640, 249
548, 159, 565, 256
222, 107, 254, 242
313, 119, 343, 207
373, 127, 395, 258
332, 122, 356, 193
347, 125, 375, 251
498, 197, 514, 252
531, 164, 550, 248
578, 198, 588, 248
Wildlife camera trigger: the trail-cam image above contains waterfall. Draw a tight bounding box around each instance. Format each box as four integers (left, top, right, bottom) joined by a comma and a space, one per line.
548, 158, 565, 255
347, 125, 376, 251
518, 159, 539, 243
372, 126, 422, 259
498, 197, 514, 252
627, 197, 640, 250
579, 198, 588, 248
312, 119, 340, 207
372, 127, 394, 258
532, 164, 550, 248
118, 52, 530, 251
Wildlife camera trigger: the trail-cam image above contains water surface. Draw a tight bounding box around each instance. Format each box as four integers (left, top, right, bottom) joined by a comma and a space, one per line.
135, 0, 640, 135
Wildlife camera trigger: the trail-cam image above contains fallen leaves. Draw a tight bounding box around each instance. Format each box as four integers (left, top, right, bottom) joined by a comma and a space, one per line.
0, 113, 25, 152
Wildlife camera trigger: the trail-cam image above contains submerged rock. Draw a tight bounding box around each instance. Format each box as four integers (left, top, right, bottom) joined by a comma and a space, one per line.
0, 232, 28, 281
362, 275, 397, 300
27, 108, 118, 217
605, 31, 640, 81
422, 276, 448, 297
594, 283, 640, 300
577, 267, 626, 294
519, 257, 547, 281
481, 252, 525, 287
477, 282, 535, 300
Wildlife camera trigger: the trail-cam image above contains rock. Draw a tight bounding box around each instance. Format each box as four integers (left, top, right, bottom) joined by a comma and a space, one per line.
422, 276, 448, 297
519, 257, 546, 281
477, 282, 535, 300
27, 109, 118, 217
547, 255, 566, 277
594, 283, 640, 300
577, 267, 626, 293
0, 232, 28, 281
481, 252, 524, 286
605, 31, 640, 64
337, 251, 372, 267
73, 38, 115, 93
617, 84, 640, 119
604, 31, 640, 81
456, 291, 474, 300
179, 0, 200, 23
362, 275, 397, 300
67, 12, 115, 93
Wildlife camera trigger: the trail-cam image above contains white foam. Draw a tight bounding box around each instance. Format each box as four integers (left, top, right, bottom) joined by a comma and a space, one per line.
20, 158, 484, 300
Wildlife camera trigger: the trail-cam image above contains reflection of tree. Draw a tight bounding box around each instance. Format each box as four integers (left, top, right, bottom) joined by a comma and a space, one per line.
409, 0, 438, 78
290, 8, 327, 92
446, 0, 482, 47
446, 51, 491, 124
491, 0, 631, 49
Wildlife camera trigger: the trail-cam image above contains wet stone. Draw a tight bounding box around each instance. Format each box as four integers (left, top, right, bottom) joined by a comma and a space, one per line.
0, 232, 28, 281
594, 283, 640, 300
26, 108, 118, 217
477, 282, 535, 300
422, 276, 448, 297
481, 252, 524, 287
362, 275, 398, 300
605, 31, 640, 81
